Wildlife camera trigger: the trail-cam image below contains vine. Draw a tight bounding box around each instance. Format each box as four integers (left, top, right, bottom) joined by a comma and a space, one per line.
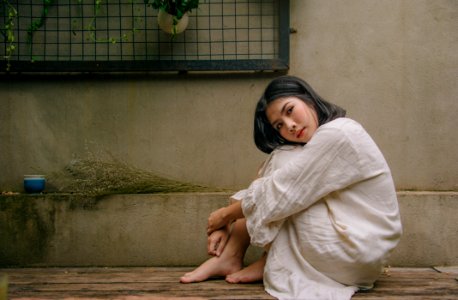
2, 1, 197, 70
27, 0, 54, 44
1, 0, 17, 71
84, 0, 139, 44
23, 0, 141, 62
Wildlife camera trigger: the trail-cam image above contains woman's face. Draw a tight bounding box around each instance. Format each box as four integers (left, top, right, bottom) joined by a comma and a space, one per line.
266, 96, 319, 144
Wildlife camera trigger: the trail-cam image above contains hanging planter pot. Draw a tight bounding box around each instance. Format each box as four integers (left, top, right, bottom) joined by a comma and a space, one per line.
157, 9, 189, 36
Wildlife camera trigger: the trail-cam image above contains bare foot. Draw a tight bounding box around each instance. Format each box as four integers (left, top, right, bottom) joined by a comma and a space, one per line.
180, 255, 242, 284
225, 255, 266, 284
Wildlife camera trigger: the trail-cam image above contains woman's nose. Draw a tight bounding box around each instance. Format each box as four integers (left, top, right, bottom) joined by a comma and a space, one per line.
286, 120, 296, 132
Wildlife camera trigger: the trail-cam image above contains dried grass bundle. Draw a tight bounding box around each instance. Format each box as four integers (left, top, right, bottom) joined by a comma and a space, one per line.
49, 157, 221, 196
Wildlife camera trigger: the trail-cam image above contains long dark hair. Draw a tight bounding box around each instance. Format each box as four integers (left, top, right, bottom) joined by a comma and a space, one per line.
254, 76, 346, 154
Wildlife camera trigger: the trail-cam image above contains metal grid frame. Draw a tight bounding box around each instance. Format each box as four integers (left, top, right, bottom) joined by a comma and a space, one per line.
1, 0, 289, 73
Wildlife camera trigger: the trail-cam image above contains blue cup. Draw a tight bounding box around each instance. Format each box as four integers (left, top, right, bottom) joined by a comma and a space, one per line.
24, 175, 46, 193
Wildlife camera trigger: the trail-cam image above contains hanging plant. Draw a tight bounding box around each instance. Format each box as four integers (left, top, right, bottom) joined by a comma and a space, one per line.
146, 0, 199, 37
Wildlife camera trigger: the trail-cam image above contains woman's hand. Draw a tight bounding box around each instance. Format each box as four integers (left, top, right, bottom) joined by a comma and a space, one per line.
207, 201, 244, 235
207, 207, 230, 235
207, 227, 229, 257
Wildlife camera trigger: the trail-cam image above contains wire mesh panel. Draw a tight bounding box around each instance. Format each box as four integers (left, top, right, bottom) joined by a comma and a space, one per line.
1, 0, 289, 73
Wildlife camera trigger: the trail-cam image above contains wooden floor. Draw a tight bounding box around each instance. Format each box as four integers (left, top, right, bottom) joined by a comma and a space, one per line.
1, 267, 457, 300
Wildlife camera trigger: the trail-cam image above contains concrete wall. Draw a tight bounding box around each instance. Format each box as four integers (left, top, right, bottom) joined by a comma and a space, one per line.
289, 0, 458, 191
1, 192, 456, 267
1, 0, 457, 192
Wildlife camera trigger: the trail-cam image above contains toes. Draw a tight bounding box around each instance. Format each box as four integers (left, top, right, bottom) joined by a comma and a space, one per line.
180, 276, 195, 283
180, 272, 196, 283
225, 274, 239, 284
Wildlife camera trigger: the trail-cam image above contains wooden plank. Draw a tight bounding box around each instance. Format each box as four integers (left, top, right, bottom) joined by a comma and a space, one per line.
434, 266, 458, 276
3, 267, 272, 299
1, 267, 457, 299
354, 268, 458, 299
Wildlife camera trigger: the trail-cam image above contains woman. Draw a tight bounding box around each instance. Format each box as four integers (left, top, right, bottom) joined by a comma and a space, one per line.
181, 76, 402, 300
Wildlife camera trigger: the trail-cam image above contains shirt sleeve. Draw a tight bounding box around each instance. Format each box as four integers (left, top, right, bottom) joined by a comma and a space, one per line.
241, 120, 385, 247
231, 189, 248, 202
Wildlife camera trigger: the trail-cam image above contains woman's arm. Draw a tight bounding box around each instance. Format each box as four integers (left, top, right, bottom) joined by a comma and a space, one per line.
241, 121, 388, 247
207, 200, 243, 235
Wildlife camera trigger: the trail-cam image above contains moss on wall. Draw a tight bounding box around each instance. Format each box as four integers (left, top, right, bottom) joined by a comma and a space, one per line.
0, 195, 54, 266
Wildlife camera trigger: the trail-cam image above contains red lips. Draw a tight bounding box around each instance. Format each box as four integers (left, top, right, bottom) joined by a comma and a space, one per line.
296, 128, 305, 138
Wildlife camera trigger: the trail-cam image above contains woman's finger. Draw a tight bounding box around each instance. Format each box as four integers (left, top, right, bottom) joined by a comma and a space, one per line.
207, 234, 221, 256
215, 234, 228, 257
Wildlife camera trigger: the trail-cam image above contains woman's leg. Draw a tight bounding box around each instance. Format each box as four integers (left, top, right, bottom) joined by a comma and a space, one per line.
226, 251, 266, 283
180, 218, 251, 283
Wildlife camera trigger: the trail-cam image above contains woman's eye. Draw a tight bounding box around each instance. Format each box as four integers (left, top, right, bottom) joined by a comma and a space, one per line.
287, 106, 293, 114
276, 123, 283, 130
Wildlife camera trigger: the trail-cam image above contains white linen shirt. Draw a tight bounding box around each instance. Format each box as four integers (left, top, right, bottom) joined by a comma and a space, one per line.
232, 118, 402, 300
